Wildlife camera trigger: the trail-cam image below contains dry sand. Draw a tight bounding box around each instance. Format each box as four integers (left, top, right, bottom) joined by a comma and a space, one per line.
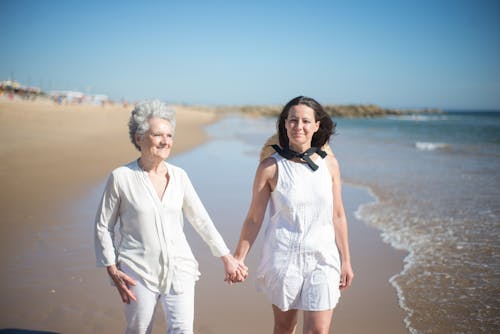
0, 98, 407, 333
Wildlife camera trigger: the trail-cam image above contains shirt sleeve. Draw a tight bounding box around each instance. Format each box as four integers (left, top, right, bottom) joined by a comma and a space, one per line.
181, 170, 230, 257
94, 172, 121, 267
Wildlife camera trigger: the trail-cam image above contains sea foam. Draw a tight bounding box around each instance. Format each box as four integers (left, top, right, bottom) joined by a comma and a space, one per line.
415, 141, 449, 151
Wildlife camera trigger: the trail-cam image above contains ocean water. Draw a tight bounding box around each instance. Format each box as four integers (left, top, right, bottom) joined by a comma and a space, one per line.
197, 111, 500, 333
330, 111, 500, 333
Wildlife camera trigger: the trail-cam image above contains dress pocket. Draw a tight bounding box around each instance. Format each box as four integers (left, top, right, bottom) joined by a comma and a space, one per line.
270, 224, 293, 250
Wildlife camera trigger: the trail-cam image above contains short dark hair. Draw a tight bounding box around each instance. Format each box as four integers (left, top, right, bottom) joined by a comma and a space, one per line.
277, 96, 336, 148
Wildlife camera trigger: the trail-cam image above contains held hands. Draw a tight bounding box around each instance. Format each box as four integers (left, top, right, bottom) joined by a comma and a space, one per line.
107, 265, 137, 304
221, 254, 248, 285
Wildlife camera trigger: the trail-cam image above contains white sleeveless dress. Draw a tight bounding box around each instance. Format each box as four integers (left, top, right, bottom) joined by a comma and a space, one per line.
255, 153, 341, 311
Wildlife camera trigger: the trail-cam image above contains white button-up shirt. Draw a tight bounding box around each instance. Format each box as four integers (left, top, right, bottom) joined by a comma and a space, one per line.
95, 160, 230, 293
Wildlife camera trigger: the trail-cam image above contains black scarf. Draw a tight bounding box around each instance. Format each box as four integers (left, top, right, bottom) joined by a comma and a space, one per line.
271, 145, 327, 171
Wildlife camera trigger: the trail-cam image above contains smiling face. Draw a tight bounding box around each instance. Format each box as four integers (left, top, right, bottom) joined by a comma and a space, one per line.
284, 104, 320, 151
135, 117, 173, 161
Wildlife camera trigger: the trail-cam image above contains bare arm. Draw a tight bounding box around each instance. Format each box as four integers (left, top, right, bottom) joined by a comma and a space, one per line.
234, 157, 277, 263
326, 154, 354, 290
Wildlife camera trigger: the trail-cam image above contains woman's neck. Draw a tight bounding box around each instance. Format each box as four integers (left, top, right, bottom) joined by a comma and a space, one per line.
288, 143, 311, 153
138, 156, 165, 174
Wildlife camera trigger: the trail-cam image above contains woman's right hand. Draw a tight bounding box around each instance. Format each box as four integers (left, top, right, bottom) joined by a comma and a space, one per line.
221, 254, 248, 284
107, 265, 137, 304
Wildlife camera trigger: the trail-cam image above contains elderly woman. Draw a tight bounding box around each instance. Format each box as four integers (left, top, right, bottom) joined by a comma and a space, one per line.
95, 100, 245, 334
232, 96, 354, 333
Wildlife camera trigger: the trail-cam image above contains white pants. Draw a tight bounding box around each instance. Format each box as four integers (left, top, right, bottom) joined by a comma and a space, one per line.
122, 264, 195, 334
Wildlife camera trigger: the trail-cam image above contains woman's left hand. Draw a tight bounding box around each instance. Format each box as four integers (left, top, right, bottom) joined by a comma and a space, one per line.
339, 261, 354, 290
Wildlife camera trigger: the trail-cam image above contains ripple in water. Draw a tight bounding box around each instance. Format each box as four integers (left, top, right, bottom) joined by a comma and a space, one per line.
357, 198, 499, 333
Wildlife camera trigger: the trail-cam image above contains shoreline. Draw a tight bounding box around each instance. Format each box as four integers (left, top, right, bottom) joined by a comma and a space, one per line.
0, 99, 408, 333
329, 111, 500, 333
333, 183, 408, 333
351, 182, 411, 332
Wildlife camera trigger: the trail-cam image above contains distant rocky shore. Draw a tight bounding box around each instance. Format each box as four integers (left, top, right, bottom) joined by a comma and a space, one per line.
178, 104, 442, 118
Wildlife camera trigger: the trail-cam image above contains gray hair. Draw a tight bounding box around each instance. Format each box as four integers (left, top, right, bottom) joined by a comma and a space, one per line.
128, 100, 176, 151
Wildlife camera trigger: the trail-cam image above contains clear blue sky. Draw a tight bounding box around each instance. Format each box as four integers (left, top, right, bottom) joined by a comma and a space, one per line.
1, 0, 499, 109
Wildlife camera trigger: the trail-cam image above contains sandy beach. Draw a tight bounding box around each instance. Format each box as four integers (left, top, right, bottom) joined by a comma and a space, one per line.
0, 98, 219, 333
0, 98, 407, 333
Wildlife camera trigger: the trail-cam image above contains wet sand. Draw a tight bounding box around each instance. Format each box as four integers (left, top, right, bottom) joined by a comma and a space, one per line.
0, 98, 407, 333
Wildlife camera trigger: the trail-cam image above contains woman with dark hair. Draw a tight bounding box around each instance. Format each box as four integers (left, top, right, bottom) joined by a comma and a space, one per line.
233, 96, 354, 333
